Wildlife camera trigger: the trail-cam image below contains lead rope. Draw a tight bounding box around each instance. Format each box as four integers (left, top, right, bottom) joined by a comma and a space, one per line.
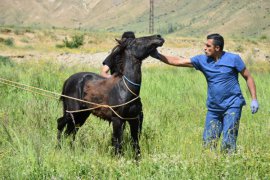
0, 77, 140, 120
122, 76, 138, 96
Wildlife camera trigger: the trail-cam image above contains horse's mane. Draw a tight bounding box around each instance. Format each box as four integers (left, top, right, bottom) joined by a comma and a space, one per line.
107, 38, 132, 76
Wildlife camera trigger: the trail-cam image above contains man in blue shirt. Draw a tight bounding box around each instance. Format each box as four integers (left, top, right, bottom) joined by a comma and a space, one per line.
151, 33, 259, 153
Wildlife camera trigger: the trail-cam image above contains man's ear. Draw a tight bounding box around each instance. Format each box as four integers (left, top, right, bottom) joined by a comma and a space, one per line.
215, 45, 221, 52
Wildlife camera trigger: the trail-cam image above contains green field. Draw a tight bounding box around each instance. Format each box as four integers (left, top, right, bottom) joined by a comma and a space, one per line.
0, 56, 269, 179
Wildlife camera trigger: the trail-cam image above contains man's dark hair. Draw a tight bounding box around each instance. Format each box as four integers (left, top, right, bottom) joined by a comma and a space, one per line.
207, 33, 224, 51
121, 31, 135, 39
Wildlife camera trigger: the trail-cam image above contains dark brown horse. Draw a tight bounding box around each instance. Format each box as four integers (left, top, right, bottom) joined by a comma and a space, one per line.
57, 35, 164, 158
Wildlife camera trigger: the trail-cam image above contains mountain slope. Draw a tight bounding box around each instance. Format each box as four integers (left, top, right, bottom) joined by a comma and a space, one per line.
0, 0, 269, 36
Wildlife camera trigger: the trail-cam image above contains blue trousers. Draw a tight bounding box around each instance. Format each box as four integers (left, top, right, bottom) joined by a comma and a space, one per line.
203, 107, 242, 153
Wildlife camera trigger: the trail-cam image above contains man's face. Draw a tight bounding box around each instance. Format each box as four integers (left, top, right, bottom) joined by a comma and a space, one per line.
204, 39, 220, 57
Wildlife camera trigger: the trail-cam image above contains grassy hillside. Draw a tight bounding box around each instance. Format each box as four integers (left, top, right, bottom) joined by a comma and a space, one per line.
0, 0, 269, 37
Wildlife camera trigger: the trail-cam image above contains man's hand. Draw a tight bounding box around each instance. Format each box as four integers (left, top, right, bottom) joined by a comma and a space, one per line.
100, 65, 111, 78
250, 99, 259, 114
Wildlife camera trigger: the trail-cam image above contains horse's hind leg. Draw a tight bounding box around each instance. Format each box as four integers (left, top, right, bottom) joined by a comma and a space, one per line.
64, 111, 91, 148
128, 119, 141, 160
57, 115, 68, 148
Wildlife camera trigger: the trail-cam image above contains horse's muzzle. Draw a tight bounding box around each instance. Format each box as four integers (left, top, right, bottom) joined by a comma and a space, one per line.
154, 35, 165, 46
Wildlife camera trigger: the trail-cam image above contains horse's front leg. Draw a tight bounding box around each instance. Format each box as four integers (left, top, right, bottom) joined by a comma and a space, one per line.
128, 119, 141, 160
112, 117, 124, 156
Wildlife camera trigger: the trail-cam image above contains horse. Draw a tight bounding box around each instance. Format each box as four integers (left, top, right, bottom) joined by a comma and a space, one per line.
57, 34, 164, 158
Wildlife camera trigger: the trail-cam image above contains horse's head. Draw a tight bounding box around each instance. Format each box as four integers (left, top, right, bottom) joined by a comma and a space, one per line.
115, 35, 164, 59
110, 35, 164, 75
124, 34, 165, 60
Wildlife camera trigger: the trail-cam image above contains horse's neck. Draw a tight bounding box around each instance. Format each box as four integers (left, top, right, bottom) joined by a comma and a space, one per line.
122, 52, 142, 85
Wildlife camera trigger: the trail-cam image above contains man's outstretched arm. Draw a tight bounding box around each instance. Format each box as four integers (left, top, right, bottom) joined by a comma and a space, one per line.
150, 50, 193, 67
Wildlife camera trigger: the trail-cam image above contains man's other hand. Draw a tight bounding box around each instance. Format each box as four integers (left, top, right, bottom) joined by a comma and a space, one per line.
250, 99, 259, 114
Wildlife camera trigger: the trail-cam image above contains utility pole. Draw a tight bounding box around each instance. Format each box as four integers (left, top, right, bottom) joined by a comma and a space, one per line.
149, 0, 154, 34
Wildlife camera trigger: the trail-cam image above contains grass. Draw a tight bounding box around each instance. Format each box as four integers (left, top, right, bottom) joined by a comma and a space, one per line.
0, 27, 120, 55
0, 56, 269, 179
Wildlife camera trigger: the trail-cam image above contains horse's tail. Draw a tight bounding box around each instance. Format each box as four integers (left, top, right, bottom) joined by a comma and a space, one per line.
58, 79, 69, 115
59, 79, 68, 101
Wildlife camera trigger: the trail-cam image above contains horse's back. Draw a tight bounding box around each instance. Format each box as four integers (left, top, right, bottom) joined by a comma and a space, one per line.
61, 72, 104, 99
66, 72, 104, 83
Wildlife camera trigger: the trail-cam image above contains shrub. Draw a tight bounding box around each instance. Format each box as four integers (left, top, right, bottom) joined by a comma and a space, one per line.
0, 56, 14, 67
61, 34, 84, 48
55, 44, 65, 48
260, 35, 267, 40
14, 29, 24, 35
20, 37, 29, 43
0, 28, 12, 33
234, 45, 244, 53
4, 38, 14, 46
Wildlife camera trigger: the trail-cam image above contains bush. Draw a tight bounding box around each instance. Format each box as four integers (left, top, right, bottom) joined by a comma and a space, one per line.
4, 38, 14, 46
20, 37, 30, 43
14, 29, 24, 35
234, 45, 244, 53
60, 34, 84, 49
260, 35, 267, 40
0, 56, 14, 67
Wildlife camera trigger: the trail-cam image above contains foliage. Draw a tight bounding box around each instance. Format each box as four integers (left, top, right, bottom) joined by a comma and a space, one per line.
260, 35, 267, 40
0, 56, 14, 67
234, 45, 244, 53
2, 37, 15, 46
59, 34, 84, 49
0, 60, 269, 179
20, 37, 30, 43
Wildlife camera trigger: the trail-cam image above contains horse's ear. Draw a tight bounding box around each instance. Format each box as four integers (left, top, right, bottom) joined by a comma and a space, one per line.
115, 38, 122, 44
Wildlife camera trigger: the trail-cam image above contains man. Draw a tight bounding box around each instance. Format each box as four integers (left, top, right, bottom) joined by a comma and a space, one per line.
100, 31, 136, 78
151, 33, 259, 153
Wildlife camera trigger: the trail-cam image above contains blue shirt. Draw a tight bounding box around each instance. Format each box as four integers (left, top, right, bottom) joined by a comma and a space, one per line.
191, 52, 246, 111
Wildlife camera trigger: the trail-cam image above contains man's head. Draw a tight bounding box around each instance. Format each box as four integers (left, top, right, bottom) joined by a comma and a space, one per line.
204, 33, 224, 57
121, 31, 135, 39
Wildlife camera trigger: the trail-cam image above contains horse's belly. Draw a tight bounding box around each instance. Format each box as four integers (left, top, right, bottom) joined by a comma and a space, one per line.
91, 107, 112, 121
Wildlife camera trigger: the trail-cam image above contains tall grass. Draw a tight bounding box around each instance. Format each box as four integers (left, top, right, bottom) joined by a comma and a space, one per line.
0, 58, 269, 179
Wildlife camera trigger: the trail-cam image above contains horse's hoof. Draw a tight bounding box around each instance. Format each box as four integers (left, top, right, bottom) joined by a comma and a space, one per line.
135, 153, 141, 161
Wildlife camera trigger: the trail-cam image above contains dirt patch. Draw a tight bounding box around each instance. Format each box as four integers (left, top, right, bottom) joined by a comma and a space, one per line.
1, 46, 268, 67
1, 47, 203, 67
